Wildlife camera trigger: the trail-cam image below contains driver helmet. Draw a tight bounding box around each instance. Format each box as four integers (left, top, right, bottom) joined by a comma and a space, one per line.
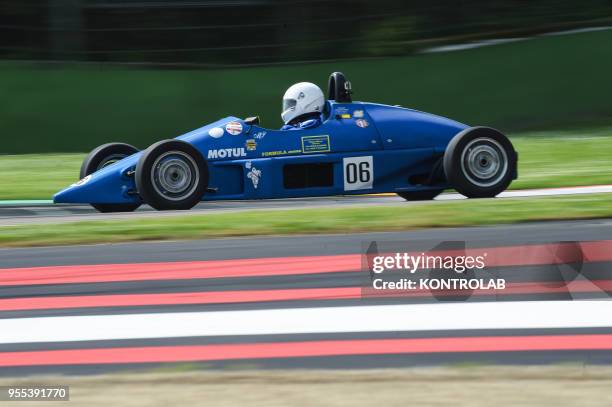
281, 82, 325, 124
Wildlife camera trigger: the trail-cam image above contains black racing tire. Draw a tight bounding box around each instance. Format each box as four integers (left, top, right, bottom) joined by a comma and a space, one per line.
443, 127, 517, 198
80, 142, 141, 213
397, 189, 443, 201
135, 139, 208, 211
80, 142, 139, 179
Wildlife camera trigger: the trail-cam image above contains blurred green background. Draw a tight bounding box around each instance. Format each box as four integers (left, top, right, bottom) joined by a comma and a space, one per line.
1, 1, 611, 154
1, 1, 612, 241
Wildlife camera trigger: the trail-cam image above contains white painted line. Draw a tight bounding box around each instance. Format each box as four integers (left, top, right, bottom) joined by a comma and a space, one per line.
541, 26, 612, 37
421, 38, 527, 54
420, 26, 612, 54
437, 185, 612, 200
501, 184, 612, 197
1, 300, 611, 344
1, 185, 611, 226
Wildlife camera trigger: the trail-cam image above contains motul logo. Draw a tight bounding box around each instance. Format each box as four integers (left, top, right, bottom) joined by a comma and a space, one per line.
208, 148, 247, 159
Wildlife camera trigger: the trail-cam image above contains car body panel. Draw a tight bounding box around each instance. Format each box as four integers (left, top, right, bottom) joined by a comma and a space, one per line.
54, 101, 469, 205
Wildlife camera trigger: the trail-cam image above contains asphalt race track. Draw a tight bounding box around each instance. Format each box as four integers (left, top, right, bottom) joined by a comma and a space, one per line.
1, 184, 612, 226
1, 220, 612, 375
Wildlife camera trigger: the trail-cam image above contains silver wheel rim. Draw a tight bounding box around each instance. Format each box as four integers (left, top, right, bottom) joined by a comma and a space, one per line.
151, 151, 199, 201
98, 154, 127, 170
460, 138, 508, 188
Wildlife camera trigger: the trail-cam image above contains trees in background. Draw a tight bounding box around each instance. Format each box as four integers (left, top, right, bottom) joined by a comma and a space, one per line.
1, 0, 611, 65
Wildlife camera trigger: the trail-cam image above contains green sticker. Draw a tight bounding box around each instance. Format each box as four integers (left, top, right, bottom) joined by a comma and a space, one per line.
301, 135, 330, 153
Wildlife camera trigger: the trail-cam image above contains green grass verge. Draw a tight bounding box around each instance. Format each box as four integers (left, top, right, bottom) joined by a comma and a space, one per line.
2, 128, 611, 200
0, 154, 82, 201
1, 194, 611, 247
1, 29, 612, 154
511, 128, 612, 189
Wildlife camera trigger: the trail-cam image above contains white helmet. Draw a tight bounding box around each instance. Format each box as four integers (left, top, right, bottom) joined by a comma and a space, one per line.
281, 82, 325, 124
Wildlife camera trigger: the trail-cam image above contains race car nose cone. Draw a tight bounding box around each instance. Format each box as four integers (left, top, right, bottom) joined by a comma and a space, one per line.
53, 183, 83, 204
53, 167, 139, 205
53, 174, 99, 204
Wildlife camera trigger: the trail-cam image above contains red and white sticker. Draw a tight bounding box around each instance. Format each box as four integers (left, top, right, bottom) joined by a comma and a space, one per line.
356, 119, 369, 128
225, 121, 243, 135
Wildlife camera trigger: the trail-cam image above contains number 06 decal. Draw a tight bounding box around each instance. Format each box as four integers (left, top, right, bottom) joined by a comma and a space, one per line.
343, 156, 373, 191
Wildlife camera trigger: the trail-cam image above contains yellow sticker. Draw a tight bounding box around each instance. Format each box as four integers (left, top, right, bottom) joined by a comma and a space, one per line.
340, 114, 352, 119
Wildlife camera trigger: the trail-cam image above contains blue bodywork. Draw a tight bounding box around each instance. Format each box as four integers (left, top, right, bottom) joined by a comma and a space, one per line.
54, 101, 468, 204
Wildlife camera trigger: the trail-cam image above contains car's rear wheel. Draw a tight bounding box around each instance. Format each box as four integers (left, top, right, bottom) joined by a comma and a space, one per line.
135, 140, 208, 211
80, 142, 141, 213
397, 189, 443, 201
443, 127, 517, 198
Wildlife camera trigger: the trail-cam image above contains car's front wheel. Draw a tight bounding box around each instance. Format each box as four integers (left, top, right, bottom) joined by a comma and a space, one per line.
135, 140, 208, 210
443, 127, 517, 198
80, 142, 141, 213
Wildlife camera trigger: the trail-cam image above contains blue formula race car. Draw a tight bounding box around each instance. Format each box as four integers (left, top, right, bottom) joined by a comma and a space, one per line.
54, 72, 517, 212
